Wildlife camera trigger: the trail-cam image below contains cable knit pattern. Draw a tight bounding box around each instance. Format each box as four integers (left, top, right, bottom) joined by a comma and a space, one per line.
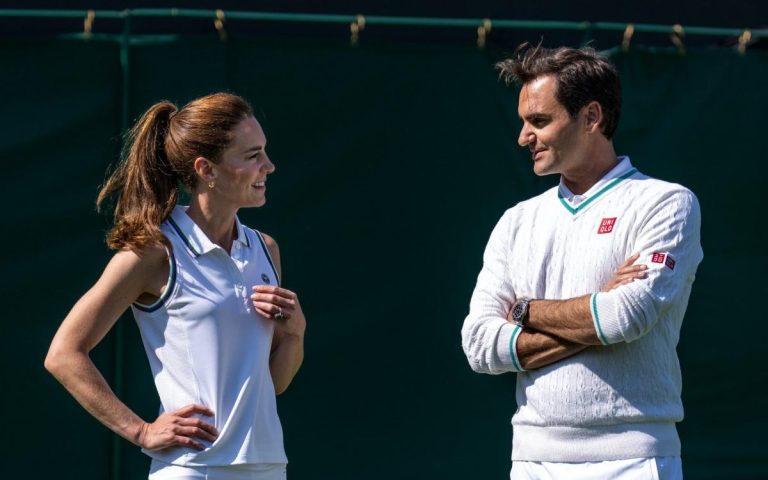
461, 157, 703, 462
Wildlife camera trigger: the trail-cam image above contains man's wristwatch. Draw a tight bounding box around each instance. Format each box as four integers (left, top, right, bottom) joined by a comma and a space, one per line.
511, 298, 531, 328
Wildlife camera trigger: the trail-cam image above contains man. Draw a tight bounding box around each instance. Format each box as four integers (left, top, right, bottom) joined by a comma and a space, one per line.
461, 45, 703, 479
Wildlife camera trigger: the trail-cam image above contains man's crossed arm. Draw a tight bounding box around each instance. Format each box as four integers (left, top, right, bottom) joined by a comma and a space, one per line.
513, 254, 646, 370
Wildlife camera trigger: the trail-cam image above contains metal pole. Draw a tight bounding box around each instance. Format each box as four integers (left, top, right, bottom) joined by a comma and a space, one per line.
111, 13, 131, 480
0, 9, 764, 40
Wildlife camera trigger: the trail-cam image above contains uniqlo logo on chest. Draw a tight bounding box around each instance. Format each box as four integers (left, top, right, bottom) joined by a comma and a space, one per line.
597, 217, 617, 234
651, 252, 676, 270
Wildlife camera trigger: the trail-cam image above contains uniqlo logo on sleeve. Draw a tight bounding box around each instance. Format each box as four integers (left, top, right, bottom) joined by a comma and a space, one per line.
651, 252, 676, 270
597, 217, 617, 234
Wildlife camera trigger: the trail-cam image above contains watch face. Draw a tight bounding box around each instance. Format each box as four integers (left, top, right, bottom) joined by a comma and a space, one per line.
512, 303, 525, 320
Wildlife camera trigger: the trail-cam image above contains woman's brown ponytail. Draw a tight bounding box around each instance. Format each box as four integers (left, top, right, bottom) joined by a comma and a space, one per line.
97, 93, 253, 251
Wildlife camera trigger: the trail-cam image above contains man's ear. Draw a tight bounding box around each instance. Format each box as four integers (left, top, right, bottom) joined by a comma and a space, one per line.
193, 157, 216, 183
583, 101, 603, 134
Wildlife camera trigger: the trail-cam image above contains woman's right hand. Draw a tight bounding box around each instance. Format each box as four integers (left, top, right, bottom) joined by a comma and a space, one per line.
137, 404, 218, 451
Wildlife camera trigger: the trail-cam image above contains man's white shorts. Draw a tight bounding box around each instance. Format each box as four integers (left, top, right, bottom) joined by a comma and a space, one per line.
148, 460, 287, 480
511, 456, 682, 480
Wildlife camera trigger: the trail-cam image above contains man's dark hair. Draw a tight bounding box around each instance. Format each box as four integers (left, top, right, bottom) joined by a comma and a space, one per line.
497, 44, 622, 139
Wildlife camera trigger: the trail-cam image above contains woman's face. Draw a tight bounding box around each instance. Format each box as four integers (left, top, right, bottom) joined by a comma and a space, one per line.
211, 116, 275, 209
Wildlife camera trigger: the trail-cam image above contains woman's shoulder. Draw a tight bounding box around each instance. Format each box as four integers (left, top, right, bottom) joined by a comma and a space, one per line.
246, 227, 279, 256
109, 243, 169, 277
259, 232, 278, 251
87, 243, 171, 306
247, 229, 281, 279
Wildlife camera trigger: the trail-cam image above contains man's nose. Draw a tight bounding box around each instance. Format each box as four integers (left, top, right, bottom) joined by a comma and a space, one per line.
518, 126, 534, 147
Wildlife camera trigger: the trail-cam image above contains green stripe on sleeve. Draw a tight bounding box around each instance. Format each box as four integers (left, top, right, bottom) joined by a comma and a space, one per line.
591, 293, 609, 345
509, 324, 525, 371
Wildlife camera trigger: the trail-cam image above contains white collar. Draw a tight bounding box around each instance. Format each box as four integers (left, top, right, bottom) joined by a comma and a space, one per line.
167, 205, 250, 257
558, 156, 634, 207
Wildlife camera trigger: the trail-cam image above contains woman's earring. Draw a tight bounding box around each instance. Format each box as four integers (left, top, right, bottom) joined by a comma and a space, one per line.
208, 181, 215, 189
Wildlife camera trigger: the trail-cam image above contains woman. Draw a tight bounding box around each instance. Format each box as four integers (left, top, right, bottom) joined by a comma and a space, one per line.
45, 93, 305, 480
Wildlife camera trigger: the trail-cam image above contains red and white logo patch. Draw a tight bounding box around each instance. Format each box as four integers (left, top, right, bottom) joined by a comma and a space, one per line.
597, 217, 617, 234
651, 252, 676, 270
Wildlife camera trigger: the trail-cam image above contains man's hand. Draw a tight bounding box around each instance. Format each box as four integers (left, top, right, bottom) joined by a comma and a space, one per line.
602, 253, 647, 292
137, 404, 218, 451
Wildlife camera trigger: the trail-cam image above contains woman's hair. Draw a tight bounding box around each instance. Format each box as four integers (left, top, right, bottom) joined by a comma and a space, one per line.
97, 92, 253, 250
496, 44, 622, 139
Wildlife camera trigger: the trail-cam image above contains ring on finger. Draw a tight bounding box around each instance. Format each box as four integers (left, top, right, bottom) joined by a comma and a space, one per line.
274, 307, 285, 320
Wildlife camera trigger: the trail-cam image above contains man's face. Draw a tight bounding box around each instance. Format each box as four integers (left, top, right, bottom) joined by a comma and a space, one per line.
517, 75, 586, 177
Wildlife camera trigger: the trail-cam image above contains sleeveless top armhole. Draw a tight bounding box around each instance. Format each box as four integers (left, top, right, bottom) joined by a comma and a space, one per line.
252, 229, 281, 286
133, 245, 177, 313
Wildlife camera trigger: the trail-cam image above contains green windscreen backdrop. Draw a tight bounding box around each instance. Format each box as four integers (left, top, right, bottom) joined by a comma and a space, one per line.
2, 35, 766, 479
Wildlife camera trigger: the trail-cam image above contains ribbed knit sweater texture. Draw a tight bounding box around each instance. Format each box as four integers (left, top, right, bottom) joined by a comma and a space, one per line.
462, 157, 703, 462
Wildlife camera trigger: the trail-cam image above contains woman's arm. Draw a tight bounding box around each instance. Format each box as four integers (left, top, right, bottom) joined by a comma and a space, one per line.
45, 246, 217, 450
251, 234, 306, 395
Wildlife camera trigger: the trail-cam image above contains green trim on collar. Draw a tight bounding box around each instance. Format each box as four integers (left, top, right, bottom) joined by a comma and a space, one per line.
558, 168, 638, 215
168, 216, 200, 257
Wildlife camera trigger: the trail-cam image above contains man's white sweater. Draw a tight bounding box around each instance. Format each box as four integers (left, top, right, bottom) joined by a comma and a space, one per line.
461, 157, 703, 462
